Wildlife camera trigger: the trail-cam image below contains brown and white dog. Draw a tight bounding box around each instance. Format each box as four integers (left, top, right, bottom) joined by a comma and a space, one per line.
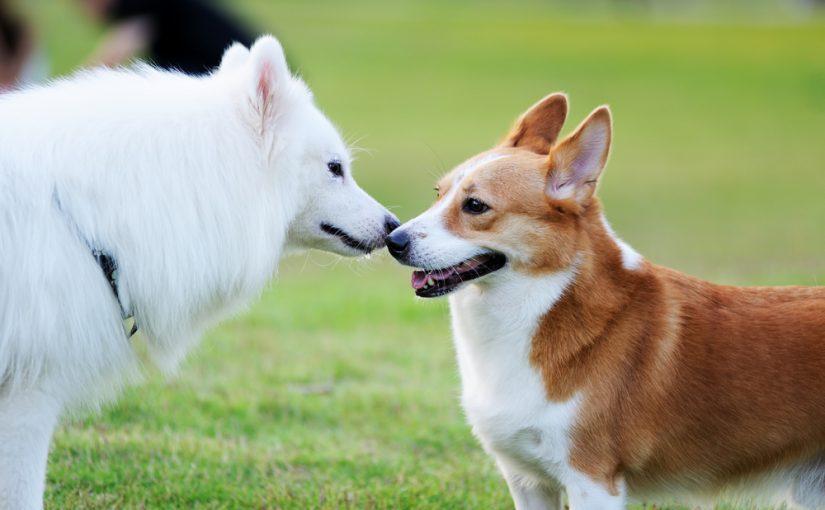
386, 93, 825, 509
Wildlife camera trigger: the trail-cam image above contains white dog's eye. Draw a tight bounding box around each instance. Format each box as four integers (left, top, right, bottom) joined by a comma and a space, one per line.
327, 160, 343, 177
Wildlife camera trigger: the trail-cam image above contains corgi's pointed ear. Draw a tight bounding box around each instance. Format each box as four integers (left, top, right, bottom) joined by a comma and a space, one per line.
245, 35, 290, 132
502, 92, 568, 154
218, 42, 250, 73
545, 106, 612, 204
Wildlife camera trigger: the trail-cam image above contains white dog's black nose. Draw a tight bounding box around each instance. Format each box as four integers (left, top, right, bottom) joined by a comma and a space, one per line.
384, 215, 401, 235
386, 228, 410, 258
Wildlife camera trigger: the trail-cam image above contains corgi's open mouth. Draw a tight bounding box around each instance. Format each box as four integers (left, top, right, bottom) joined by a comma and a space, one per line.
411, 252, 507, 298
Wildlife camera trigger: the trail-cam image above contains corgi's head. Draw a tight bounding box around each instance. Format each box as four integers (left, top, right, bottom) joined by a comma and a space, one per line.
387, 93, 613, 297
220, 37, 398, 257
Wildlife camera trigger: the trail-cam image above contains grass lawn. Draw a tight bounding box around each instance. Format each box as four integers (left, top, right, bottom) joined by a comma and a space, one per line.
27, 1, 825, 508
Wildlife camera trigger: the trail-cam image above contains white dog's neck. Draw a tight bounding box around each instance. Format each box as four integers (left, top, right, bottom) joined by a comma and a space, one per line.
27, 69, 297, 371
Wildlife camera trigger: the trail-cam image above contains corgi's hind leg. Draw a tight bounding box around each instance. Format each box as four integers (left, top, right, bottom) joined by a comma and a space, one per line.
0, 390, 61, 510
497, 457, 563, 510
563, 470, 626, 510
791, 456, 825, 510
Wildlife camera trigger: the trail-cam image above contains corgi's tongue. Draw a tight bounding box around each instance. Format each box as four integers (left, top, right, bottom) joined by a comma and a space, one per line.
410, 258, 486, 290
411, 271, 430, 290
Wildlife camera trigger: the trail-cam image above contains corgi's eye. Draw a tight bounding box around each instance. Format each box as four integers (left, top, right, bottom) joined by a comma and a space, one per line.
327, 160, 343, 177
462, 198, 490, 215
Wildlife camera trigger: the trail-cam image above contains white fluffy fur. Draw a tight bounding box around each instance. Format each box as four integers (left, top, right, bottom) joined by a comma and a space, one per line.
0, 36, 393, 509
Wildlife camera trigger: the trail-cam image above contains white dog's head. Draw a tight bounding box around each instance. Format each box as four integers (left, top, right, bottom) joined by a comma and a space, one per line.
219, 37, 398, 256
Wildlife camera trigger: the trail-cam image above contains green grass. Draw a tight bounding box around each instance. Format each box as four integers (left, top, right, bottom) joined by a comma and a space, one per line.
26, 1, 825, 508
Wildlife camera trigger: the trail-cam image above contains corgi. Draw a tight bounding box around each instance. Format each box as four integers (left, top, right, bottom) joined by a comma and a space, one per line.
0, 36, 397, 509
387, 93, 825, 509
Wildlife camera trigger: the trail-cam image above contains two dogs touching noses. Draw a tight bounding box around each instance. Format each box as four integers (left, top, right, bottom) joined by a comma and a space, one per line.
0, 30, 821, 510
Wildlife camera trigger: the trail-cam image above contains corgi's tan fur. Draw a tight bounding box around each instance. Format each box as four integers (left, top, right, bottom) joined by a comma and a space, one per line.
388, 93, 825, 509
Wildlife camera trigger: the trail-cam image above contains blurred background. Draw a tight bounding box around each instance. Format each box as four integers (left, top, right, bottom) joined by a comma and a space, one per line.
4, 0, 823, 508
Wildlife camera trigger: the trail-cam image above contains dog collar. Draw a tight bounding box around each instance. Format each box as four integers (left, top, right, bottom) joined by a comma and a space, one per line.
54, 190, 138, 338
91, 249, 138, 338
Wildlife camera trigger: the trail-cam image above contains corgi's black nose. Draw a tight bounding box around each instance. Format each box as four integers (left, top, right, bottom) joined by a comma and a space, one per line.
386, 229, 410, 258
384, 215, 401, 235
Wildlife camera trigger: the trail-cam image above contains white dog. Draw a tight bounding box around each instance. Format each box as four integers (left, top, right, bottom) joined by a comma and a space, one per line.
0, 35, 397, 509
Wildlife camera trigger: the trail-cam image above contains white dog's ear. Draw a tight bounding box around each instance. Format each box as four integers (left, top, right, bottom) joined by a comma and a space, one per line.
218, 42, 250, 73
245, 35, 291, 133
502, 92, 568, 154
545, 106, 612, 205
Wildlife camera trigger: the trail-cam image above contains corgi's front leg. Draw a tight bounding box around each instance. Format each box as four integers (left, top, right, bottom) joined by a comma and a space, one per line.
563, 471, 626, 510
496, 457, 563, 510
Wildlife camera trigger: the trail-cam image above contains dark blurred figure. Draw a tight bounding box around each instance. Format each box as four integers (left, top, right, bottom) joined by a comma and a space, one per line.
79, 0, 256, 75
0, 0, 46, 91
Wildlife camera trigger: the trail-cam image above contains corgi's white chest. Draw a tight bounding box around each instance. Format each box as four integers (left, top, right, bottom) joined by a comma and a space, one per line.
448, 269, 579, 481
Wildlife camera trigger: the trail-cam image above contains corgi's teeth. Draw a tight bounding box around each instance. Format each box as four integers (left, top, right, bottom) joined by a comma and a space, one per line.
427, 277, 435, 286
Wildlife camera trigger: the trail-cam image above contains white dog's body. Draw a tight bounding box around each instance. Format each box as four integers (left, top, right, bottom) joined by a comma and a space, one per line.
0, 37, 395, 509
